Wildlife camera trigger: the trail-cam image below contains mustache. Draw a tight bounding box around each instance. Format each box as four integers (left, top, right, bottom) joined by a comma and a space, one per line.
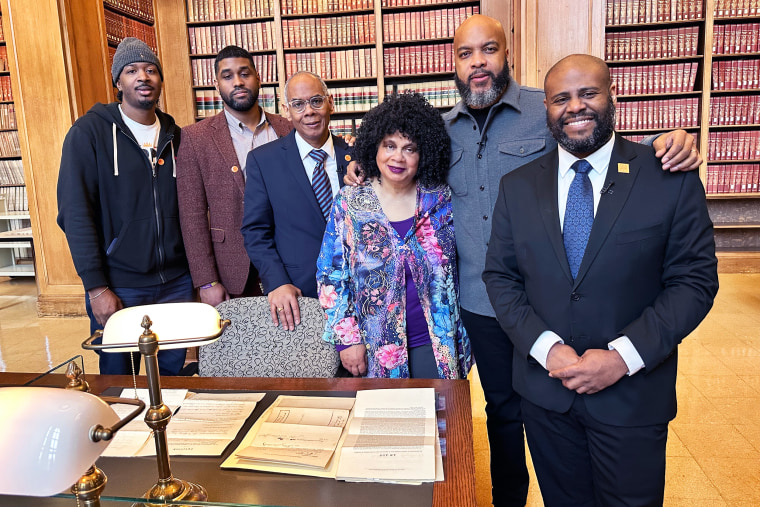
561, 112, 597, 123
468, 70, 495, 83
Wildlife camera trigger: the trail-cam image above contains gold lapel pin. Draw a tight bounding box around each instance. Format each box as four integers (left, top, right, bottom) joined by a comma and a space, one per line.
157, 158, 164, 166
231, 165, 239, 173
617, 163, 629, 174
344, 154, 351, 162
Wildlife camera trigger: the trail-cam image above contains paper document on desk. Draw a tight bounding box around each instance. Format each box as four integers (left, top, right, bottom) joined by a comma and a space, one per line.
100, 388, 189, 457
156, 391, 262, 456
223, 395, 355, 477
236, 421, 344, 468
102, 390, 262, 457
336, 388, 437, 483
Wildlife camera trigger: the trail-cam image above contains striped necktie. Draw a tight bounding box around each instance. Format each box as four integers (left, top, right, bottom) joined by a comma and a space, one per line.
563, 159, 594, 280
309, 149, 332, 220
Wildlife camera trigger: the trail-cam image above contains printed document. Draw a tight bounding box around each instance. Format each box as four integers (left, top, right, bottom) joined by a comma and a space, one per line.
336, 388, 437, 483
102, 390, 262, 457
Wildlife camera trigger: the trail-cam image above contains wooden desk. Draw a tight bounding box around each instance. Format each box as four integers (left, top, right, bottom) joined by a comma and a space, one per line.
0, 373, 477, 507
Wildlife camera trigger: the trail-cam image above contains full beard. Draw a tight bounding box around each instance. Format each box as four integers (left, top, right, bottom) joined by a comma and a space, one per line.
548, 97, 616, 155
222, 87, 258, 112
454, 58, 511, 109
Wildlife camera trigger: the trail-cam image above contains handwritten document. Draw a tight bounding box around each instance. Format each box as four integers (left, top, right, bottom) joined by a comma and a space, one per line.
223, 395, 355, 477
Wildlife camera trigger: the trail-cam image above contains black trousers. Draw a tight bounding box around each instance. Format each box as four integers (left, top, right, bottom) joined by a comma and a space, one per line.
522, 396, 668, 507
461, 310, 529, 507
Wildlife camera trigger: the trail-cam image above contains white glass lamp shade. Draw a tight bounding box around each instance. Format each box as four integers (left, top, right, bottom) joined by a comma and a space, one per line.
101, 302, 224, 352
0, 387, 119, 496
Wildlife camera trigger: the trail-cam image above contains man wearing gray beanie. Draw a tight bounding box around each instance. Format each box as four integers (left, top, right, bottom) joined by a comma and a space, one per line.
57, 37, 193, 376
111, 37, 164, 87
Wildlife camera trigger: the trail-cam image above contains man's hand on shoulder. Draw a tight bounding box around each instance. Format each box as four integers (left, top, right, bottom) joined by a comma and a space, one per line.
343, 161, 366, 186
88, 287, 123, 328
338, 133, 356, 146
653, 129, 702, 172
549, 348, 628, 394
199, 282, 230, 307
268, 284, 303, 331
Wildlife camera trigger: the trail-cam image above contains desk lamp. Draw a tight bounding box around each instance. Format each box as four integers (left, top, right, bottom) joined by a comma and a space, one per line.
0, 386, 144, 506
82, 302, 230, 505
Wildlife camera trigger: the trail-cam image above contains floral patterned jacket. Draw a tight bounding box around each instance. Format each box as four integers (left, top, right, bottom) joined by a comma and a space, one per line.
317, 183, 473, 379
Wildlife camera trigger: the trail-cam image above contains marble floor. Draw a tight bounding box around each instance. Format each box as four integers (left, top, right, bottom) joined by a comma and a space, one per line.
1, 274, 759, 506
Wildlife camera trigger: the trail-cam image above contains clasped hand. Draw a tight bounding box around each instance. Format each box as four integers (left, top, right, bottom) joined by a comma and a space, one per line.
546, 343, 628, 395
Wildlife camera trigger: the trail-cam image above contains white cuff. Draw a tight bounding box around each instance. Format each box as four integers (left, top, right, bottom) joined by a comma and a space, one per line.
530, 331, 564, 370
608, 336, 645, 375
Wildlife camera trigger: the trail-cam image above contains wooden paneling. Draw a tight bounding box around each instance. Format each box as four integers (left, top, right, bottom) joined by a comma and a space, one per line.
481, 1, 514, 71
717, 252, 760, 273
513, 0, 605, 87
155, 0, 194, 127
1, 0, 86, 315
59, 0, 113, 117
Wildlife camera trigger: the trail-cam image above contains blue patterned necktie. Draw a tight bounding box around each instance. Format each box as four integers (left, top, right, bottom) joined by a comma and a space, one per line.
563, 159, 594, 279
309, 149, 332, 220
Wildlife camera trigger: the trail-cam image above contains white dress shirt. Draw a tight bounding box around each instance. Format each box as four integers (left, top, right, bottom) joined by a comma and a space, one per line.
530, 134, 646, 376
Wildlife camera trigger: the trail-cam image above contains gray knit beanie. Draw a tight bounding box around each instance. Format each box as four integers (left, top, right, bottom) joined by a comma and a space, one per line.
111, 37, 163, 86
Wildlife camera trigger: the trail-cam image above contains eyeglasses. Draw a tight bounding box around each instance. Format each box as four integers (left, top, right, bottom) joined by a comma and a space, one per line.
287, 95, 328, 113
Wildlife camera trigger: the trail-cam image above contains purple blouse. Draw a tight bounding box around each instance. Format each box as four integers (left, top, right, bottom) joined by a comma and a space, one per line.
390, 217, 431, 349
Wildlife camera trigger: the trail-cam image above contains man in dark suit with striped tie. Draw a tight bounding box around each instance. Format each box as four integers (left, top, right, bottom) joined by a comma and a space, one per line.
241, 71, 351, 331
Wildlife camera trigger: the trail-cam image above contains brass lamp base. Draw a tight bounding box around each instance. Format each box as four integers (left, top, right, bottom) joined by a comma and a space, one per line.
71, 465, 107, 507
142, 477, 208, 506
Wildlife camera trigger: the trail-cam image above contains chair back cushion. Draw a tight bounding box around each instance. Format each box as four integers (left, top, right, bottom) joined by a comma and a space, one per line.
199, 296, 339, 377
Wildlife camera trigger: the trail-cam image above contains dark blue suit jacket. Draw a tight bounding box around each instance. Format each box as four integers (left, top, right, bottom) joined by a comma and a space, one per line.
483, 136, 718, 427
241, 131, 349, 298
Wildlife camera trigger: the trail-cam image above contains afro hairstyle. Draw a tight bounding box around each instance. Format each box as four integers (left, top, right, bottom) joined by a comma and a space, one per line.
354, 91, 451, 187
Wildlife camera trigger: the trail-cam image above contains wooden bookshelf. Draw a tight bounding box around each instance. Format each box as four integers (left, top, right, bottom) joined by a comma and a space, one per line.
706, 1, 760, 270
0, 5, 31, 277
603, 0, 760, 272
180, 0, 479, 130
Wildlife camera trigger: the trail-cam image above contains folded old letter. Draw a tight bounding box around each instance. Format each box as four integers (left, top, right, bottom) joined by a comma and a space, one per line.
225, 395, 356, 475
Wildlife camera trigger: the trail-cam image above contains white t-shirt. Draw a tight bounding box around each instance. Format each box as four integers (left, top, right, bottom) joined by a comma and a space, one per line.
119, 105, 160, 166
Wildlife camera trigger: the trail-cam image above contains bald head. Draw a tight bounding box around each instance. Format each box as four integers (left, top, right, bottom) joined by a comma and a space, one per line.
453, 14, 511, 109
454, 14, 507, 49
544, 54, 611, 90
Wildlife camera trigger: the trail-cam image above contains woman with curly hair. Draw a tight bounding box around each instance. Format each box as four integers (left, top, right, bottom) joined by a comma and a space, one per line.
316, 92, 472, 379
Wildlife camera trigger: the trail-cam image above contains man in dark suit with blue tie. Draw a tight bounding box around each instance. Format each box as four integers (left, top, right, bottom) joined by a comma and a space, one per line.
482, 54, 719, 506
241, 71, 350, 330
